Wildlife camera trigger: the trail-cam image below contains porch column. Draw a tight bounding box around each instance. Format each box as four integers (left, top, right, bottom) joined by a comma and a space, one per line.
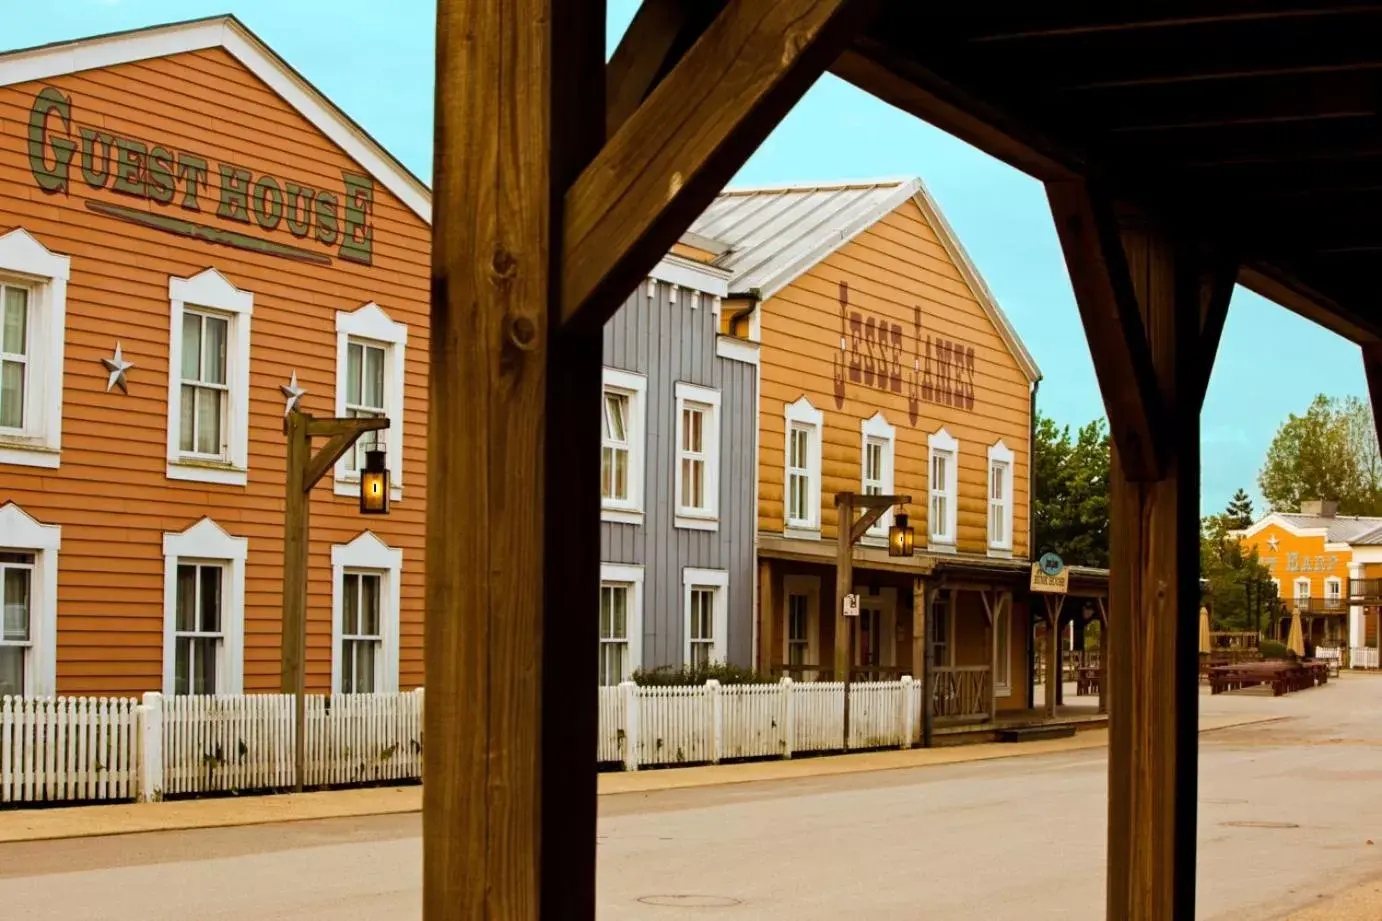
1044, 597, 1060, 719
759, 559, 775, 675
988, 592, 1002, 723
1097, 598, 1108, 715
1048, 181, 1230, 921
1349, 562, 1365, 658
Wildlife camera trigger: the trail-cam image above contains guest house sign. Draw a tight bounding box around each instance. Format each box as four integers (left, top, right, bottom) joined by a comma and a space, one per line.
26, 87, 374, 267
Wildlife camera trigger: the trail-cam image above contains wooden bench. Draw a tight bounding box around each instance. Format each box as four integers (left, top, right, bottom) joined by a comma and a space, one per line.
998, 725, 1078, 743
1209, 660, 1327, 696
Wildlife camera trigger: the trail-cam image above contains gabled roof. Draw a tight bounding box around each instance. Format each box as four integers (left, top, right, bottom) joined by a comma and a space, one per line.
688, 177, 1040, 383
0, 15, 430, 223
1240, 511, 1382, 546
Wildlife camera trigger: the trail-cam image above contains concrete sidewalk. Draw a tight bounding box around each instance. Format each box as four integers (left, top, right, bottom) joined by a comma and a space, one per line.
0, 713, 1279, 844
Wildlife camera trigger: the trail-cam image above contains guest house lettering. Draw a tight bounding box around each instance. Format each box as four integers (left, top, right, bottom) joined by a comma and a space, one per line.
26, 86, 374, 266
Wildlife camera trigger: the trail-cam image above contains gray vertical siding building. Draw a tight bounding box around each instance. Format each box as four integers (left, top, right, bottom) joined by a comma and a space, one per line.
597, 249, 759, 682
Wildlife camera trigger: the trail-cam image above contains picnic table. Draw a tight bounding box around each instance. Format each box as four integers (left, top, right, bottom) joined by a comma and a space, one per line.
1208, 660, 1329, 696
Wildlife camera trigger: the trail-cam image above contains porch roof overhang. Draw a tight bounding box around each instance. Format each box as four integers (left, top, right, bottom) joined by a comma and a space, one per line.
831, 5, 1382, 346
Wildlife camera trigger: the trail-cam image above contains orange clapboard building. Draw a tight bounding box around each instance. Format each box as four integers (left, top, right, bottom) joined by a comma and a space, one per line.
689, 179, 1109, 723
0, 18, 428, 697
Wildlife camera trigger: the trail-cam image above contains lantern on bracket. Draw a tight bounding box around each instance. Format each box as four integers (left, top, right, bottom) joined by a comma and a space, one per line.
360, 446, 391, 515
887, 508, 914, 557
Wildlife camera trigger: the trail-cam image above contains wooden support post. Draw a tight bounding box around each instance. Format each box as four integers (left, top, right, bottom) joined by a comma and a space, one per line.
912, 577, 926, 692
1051, 181, 1219, 921
989, 593, 1000, 723
1362, 343, 1382, 454
836, 494, 854, 747
281, 411, 309, 793
1044, 596, 1061, 719
759, 559, 775, 675
1097, 598, 1108, 716
427, 1, 604, 919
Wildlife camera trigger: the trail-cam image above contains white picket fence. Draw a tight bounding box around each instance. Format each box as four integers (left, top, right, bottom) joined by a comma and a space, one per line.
1, 690, 424, 806
0, 697, 139, 803
1351, 647, 1380, 669
598, 678, 920, 770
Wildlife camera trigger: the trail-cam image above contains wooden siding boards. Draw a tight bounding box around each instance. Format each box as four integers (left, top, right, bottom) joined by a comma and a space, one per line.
756, 196, 1033, 559
0, 49, 428, 695
601, 282, 757, 670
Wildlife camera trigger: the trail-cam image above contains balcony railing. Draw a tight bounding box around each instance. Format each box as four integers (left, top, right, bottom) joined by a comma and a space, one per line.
1285, 595, 1348, 614
931, 665, 991, 720
1348, 579, 1382, 603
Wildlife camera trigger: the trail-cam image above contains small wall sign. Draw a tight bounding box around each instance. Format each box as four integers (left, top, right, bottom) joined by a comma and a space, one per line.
843, 593, 860, 618
1031, 552, 1069, 594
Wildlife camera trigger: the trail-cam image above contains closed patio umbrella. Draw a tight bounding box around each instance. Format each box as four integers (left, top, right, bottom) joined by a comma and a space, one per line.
1199, 607, 1212, 654
1287, 608, 1306, 658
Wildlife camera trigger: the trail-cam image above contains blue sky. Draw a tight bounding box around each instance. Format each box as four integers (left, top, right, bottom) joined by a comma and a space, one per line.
8, 0, 1371, 515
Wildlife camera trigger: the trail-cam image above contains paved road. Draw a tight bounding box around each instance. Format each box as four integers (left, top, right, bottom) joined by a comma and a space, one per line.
3, 678, 1382, 920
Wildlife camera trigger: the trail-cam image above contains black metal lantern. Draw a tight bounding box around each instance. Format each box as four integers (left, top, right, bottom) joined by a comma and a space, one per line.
887, 510, 914, 557
360, 446, 390, 515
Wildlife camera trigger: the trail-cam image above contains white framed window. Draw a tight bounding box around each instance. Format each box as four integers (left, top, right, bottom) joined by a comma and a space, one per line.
683, 567, 729, 667
162, 518, 247, 695
1294, 577, 1311, 606
860, 412, 896, 539
988, 440, 1015, 555
331, 531, 403, 694
334, 303, 407, 501
784, 396, 824, 535
782, 574, 821, 669
601, 369, 647, 525
1326, 577, 1343, 607
674, 382, 721, 531
599, 563, 644, 685
928, 428, 959, 547
994, 599, 1011, 695
166, 269, 253, 485
0, 502, 60, 696
0, 229, 70, 470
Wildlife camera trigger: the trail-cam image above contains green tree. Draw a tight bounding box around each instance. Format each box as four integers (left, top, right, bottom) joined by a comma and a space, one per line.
1033, 411, 1110, 568
1259, 394, 1382, 515
1200, 515, 1274, 632
1224, 488, 1254, 529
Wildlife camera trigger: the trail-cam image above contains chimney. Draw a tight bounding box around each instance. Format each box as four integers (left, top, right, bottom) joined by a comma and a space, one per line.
1299, 499, 1338, 517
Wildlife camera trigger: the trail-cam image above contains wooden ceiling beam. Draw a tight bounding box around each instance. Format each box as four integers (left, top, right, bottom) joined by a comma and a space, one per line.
965, 5, 1382, 42
1192, 252, 1238, 409
1046, 180, 1168, 481
605, 0, 724, 137
561, 0, 879, 328
831, 40, 1081, 180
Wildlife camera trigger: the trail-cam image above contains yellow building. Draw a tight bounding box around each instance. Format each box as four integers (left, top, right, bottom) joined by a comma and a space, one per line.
689, 178, 1108, 724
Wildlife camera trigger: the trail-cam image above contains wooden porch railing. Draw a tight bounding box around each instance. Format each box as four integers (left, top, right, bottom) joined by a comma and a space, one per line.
931, 665, 990, 719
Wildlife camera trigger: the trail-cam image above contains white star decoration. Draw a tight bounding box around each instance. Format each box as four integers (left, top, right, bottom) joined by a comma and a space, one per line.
100, 342, 134, 393
1267, 535, 1279, 552
280, 371, 306, 415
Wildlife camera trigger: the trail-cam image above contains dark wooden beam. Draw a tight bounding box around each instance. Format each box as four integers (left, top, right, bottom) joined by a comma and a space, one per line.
1046, 180, 1167, 481
966, 6, 1382, 43
427, 2, 604, 920
1102, 220, 1203, 921
606, 0, 723, 137
561, 0, 878, 327
1363, 343, 1382, 455
832, 39, 1080, 180
1191, 251, 1237, 409
1238, 261, 1382, 344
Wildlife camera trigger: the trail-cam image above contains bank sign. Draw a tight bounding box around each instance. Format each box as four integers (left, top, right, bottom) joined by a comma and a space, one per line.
27, 87, 375, 267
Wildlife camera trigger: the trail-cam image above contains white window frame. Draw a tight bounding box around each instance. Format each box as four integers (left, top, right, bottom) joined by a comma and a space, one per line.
1325, 576, 1343, 606
674, 382, 721, 531
928, 428, 959, 548
994, 599, 1012, 695
682, 567, 729, 667
784, 396, 824, 537
601, 369, 647, 525
860, 412, 896, 540
334, 303, 407, 502
166, 269, 253, 485
331, 531, 403, 694
782, 574, 821, 669
0, 229, 69, 470
1293, 577, 1311, 606
0, 502, 59, 695
599, 563, 644, 684
987, 440, 1015, 556
161, 517, 247, 695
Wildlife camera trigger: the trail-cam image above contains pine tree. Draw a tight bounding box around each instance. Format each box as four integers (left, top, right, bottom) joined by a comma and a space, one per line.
1225, 488, 1254, 529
